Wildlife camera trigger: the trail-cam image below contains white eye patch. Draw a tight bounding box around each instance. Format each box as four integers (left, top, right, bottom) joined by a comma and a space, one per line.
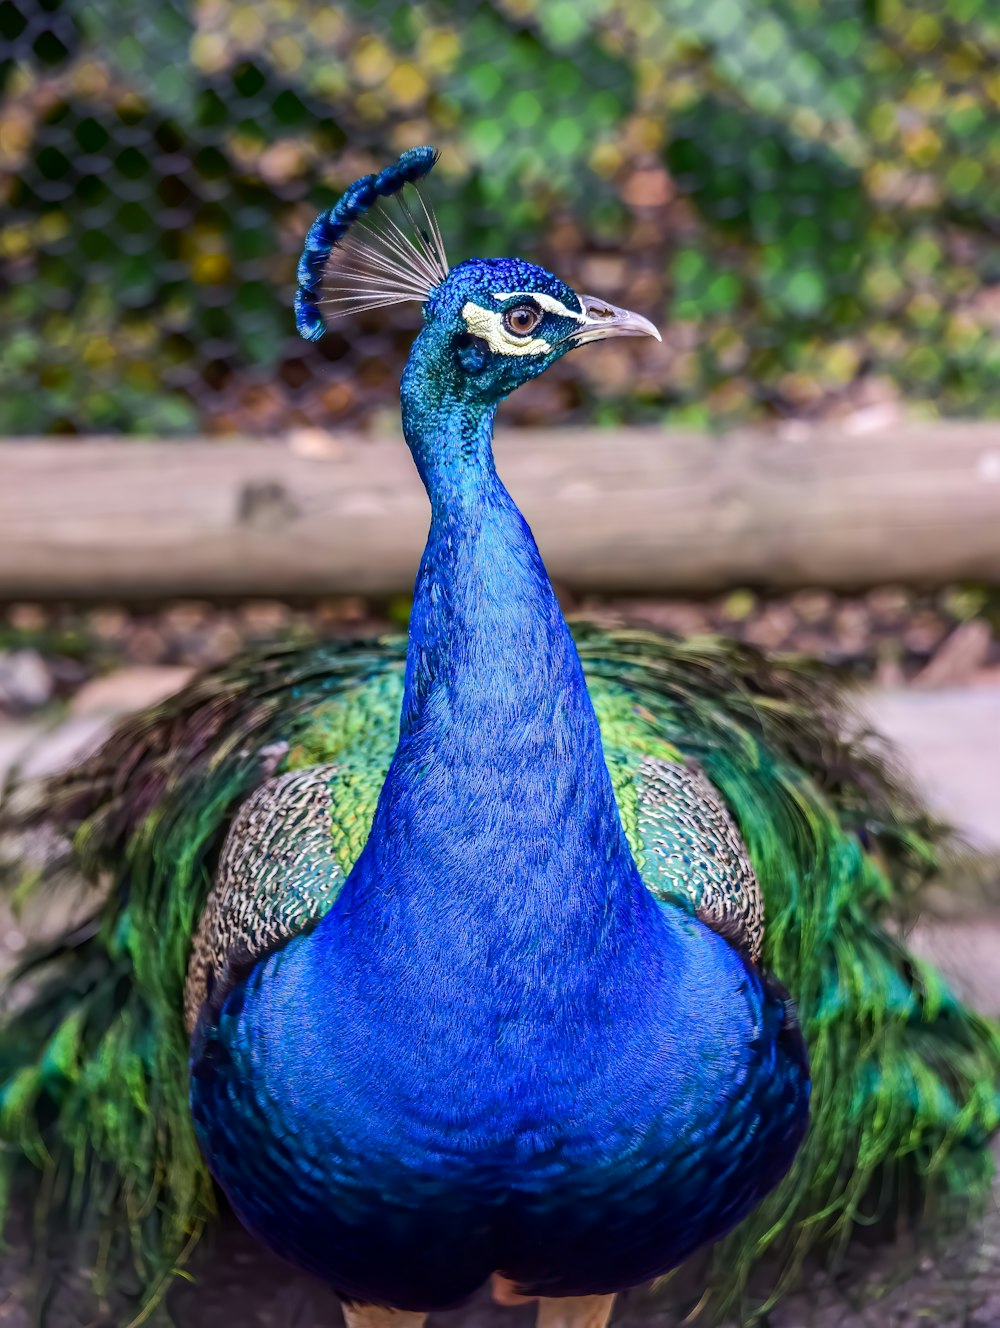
461, 302, 552, 357
493, 291, 585, 322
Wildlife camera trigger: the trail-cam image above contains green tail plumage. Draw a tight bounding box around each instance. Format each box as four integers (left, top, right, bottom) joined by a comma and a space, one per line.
1, 628, 998, 1322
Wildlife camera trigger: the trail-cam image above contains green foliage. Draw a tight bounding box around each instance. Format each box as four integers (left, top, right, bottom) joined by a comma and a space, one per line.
2, 0, 999, 432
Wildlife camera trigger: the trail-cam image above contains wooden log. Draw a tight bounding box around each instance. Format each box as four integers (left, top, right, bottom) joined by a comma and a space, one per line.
1, 423, 999, 597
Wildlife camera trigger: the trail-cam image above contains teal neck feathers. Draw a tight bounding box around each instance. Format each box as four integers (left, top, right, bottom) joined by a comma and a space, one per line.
301, 233, 663, 938
345, 324, 647, 939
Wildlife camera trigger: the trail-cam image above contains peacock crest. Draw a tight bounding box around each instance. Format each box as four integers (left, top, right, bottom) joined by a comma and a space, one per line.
295, 146, 448, 341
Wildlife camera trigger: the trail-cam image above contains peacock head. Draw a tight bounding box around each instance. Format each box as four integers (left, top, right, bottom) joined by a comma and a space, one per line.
295, 146, 659, 407
418, 256, 659, 403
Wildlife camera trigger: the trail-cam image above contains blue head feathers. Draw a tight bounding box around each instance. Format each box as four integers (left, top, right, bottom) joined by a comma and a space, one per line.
296, 147, 661, 403
295, 146, 446, 341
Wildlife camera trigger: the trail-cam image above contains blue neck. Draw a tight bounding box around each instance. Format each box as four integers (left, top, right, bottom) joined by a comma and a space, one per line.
398, 363, 556, 742
329, 337, 649, 959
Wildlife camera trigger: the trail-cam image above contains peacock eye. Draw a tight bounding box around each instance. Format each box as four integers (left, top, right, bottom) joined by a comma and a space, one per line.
502, 303, 543, 337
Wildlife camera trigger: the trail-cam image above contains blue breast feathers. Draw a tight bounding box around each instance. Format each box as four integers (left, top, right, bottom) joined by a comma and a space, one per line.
190, 889, 808, 1309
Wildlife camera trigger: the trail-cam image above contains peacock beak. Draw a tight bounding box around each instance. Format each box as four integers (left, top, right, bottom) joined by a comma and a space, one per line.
571, 294, 662, 345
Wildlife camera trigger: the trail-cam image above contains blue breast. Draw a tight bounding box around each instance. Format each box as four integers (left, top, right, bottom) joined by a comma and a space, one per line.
190, 882, 808, 1310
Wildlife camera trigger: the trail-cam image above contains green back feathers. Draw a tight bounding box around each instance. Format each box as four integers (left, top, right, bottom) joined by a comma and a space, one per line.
285, 667, 685, 875
286, 666, 406, 875
1, 628, 998, 1322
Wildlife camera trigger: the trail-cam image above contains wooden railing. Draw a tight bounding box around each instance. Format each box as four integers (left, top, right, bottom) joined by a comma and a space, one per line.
2, 422, 999, 597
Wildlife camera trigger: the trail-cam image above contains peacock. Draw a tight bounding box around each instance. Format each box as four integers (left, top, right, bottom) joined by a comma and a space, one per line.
2, 146, 999, 1328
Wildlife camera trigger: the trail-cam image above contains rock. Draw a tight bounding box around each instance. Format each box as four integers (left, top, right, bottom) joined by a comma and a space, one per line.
0, 649, 53, 714
0, 722, 47, 786
160, 601, 213, 634
874, 651, 907, 689
314, 597, 370, 626
913, 620, 993, 689
790, 588, 835, 626
865, 584, 912, 626
200, 616, 245, 663
865, 686, 1000, 850
126, 625, 168, 666
5, 603, 46, 633
742, 603, 796, 650
14, 715, 114, 781
901, 609, 948, 656
86, 605, 130, 641
617, 598, 710, 636
70, 666, 195, 717
971, 1294, 1000, 1327
833, 601, 871, 654
238, 601, 293, 635
46, 655, 89, 691
909, 917, 1000, 1016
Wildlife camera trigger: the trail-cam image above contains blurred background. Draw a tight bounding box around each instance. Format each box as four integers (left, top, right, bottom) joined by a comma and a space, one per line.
1, 5, 998, 726
1, 0, 998, 810
2, 2, 1000, 1322
3, 0, 999, 435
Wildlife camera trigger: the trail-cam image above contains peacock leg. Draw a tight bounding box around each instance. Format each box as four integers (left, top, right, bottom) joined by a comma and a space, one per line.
340, 1305, 428, 1328
492, 1273, 536, 1306
535, 1294, 616, 1328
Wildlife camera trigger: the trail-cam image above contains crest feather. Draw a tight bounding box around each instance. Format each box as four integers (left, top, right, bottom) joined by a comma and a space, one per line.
295, 147, 448, 342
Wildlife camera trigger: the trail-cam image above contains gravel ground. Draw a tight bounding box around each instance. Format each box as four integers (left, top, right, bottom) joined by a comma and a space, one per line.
1, 588, 999, 721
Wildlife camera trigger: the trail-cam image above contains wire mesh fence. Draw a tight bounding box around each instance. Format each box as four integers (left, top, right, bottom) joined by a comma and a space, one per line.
2, 0, 998, 436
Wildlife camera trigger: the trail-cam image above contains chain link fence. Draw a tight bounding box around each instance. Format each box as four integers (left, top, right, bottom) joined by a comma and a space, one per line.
2, 0, 998, 436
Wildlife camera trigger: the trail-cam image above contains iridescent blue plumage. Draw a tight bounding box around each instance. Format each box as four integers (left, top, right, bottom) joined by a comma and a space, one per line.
189, 154, 810, 1310
193, 915, 805, 1306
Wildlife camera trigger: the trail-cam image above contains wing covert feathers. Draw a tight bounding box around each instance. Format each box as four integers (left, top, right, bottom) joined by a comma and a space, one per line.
636, 755, 763, 963
184, 765, 345, 1033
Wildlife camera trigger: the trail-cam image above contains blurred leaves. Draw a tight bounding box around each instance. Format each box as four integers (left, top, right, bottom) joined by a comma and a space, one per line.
1, 0, 999, 434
